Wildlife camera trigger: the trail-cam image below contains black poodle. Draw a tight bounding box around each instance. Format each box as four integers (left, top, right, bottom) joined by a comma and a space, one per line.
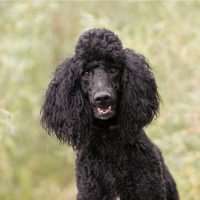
41, 28, 179, 200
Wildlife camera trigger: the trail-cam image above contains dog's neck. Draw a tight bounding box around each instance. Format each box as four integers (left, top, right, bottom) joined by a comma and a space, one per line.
92, 116, 120, 131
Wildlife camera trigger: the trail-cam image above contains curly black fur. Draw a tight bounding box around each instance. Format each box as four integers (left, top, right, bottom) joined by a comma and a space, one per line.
41, 28, 179, 200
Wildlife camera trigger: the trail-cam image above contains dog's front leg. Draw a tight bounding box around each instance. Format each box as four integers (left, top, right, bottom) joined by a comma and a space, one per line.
76, 158, 115, 200
116, 173, 167, 200
115, 160, 167, 200
76, 181, 112, 200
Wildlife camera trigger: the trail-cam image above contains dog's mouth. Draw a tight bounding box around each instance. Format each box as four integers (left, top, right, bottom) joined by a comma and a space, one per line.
94, 105, 116, 120
97, 106, 112, 114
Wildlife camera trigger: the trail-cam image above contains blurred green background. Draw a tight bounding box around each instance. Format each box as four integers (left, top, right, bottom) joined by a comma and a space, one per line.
0, 1, 199, 200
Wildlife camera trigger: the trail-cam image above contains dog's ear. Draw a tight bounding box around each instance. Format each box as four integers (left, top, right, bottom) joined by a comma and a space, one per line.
120, 49, 160, 135
41, 57, 92, 149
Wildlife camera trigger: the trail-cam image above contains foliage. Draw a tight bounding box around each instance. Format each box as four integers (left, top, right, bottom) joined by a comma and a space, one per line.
0, 1, 199, 200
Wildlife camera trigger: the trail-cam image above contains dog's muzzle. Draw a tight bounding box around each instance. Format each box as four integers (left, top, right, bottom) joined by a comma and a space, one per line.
93, 91, 116, 120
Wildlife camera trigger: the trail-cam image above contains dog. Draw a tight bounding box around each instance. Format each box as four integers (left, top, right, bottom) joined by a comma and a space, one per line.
41, 28, 179, 200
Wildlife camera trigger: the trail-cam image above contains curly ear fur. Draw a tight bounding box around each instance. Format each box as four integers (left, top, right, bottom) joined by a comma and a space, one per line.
41, 56, 92, 149
119, 49, 160, 140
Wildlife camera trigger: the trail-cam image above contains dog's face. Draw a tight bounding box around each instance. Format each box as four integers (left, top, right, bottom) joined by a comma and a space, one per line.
80, 60, 121, 120
41, 28, 160, 148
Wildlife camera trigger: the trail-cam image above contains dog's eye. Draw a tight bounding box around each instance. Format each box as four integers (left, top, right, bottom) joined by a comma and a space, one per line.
109, 67, 119, 74
81, 71, 90, 78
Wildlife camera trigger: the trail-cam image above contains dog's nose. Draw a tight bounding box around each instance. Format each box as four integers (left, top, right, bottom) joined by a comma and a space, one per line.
94, 92, 112, 107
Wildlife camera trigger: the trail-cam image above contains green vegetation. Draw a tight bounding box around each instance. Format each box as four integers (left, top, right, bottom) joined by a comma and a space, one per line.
0, 1, 199, 200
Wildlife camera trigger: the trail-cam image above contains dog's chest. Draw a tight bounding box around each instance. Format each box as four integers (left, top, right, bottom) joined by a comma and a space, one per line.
79, 140, 132, 199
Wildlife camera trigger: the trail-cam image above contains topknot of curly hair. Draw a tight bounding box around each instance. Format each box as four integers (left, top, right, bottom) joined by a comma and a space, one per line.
75, 28, 125, 63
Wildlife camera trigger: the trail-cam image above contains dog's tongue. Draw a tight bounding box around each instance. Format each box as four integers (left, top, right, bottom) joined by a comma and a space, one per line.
98, 105, 111, 110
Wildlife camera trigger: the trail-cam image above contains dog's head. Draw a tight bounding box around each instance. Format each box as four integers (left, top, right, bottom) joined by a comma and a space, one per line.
41, 28, 160, 149
76, 28, 124, 121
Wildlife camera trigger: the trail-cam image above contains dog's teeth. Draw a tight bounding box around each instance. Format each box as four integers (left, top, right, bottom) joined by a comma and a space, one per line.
97, 106, 111, 114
